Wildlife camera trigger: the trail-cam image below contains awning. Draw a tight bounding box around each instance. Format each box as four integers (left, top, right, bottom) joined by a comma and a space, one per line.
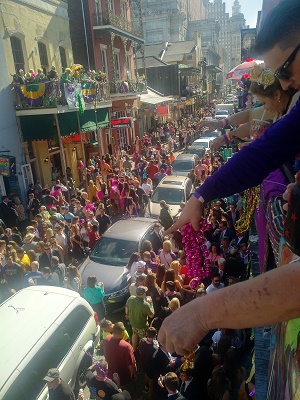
58, 108, 109, 137
20, 114, 54, 141
140, 88, 175, 105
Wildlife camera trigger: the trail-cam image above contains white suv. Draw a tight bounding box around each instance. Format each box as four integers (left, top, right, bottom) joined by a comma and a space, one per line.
1, 286, 100, 399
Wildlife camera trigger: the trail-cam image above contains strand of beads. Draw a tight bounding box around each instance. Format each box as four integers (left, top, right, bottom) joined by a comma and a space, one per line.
181, 217, 212, 285
235, 187, 260, 233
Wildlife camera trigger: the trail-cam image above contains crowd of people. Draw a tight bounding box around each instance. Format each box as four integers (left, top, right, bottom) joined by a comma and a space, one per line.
0, 100, 256, 399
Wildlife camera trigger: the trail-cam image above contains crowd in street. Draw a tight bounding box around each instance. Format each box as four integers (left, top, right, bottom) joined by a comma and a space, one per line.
0, 108, 256, 400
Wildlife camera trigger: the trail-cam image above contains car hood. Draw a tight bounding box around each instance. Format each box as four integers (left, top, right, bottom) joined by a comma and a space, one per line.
149, 202, 181, 218
79, 258, 130, 294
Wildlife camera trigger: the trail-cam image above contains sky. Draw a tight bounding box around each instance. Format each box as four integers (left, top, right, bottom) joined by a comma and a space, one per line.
224, 0, 263, 28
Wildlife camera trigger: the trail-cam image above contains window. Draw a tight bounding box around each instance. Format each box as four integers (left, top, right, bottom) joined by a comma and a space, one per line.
121, 2, 127, 18
109, 0, 114, 11
100, 48, 108, 74
59, 46, 68, 70
10, 36, 25, 73
114, 52, 120, 79
38, 42, 49, 74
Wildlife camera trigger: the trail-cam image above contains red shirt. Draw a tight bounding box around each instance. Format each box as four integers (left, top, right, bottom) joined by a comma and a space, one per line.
88, 231, 99, 248
146, 164, 159, 179
103, 335, 136, 386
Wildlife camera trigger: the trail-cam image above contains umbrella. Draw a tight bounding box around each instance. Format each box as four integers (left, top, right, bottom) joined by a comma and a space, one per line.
226, 59, 264, 80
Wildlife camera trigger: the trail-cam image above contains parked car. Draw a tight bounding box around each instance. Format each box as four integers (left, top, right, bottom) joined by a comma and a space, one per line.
171, 154, 199, 176
145, 175, 193, 220
214, 110, 230, 120
186, 146, 206, 158
79, 218, 157, 312
200, 128, 220, 138
1, 286, 100, 400
191, 138, 215, 149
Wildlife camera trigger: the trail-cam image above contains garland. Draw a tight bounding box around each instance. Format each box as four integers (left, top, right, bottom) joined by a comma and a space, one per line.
181, 218, 212, 287
235, 187, 260, 233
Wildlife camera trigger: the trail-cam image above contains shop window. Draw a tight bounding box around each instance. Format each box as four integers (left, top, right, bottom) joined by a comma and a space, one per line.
38, 42, 49, 74
10, 36, 25, 73
100, 48, 108, 74
59, 46, 68, 70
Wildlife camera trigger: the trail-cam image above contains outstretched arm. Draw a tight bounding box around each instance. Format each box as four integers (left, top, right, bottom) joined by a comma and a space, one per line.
158, 262, 300, 355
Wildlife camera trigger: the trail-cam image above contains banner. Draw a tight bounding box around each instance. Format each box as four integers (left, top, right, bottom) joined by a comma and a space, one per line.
81, 82, 97, 103
64, 83, 85, 111
14, 81, 52, 107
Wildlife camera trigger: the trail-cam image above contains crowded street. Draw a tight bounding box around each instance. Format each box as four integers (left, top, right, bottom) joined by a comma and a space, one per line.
1, 0, 300, 399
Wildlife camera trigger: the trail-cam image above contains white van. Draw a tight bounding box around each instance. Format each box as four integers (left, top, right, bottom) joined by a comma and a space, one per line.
0, 286, 100, 400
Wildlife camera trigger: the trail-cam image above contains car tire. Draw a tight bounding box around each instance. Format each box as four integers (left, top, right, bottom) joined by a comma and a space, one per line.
75, 350, 93, 393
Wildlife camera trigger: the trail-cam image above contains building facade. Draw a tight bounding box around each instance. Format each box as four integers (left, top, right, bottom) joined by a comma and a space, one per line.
0, 0, 77, 197
69, 0, 146, 153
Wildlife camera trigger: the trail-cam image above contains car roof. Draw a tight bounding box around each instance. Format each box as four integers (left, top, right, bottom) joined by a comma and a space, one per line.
103, 217, 157, 241
157, 175, 190, 188
173, 154, 197, 160
0, 287, 81, 390
193, 138, 212, 143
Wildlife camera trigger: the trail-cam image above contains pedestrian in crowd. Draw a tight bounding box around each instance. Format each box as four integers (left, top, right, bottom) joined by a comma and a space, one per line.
43, 367, 75, 400
159, 200, 173, 231
83, 275, 106, 320
125, 286, 154, 351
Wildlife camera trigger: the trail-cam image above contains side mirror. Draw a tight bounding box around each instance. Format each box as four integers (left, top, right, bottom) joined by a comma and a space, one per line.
85, 247, 91, 255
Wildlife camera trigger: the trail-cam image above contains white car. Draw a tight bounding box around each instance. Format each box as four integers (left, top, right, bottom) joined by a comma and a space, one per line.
191, 138, 215, 149
146, 175, 193, 220
214, 110, 229, 120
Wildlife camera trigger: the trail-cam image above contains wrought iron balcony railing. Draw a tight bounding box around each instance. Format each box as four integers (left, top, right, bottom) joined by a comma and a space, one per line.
94, 9, 143, 40
12, 79, 111, 110
109, 79, 147, 95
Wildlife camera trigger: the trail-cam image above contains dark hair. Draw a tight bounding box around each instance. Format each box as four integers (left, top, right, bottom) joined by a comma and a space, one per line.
141, 240, 153, 253
146, 327, 157, 338
86, 275, 97, 288
163, 269, 175, 286
211, 270, 220, 279
42, 267, 51, 274
220, 220, 227, 228
256, 0, 300, 52
210, 242, 221, 255
100, 319, 113, 329
207, 366, 229, 400
172, 230, 183, 249
223, 347, 242, 388
127, 252, 140, 271
156, 264, 166, 287
164, 372, 179, 392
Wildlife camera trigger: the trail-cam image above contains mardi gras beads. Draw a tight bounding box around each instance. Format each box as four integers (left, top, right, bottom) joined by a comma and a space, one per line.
235, 187, 259, 233
182, 351, 195, 371
181, 218, 212, 283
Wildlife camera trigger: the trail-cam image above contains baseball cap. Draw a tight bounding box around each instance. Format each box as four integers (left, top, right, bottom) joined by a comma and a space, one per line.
136, 286, 147, 296
136, 261, 146, 268
43, 368, 60, 382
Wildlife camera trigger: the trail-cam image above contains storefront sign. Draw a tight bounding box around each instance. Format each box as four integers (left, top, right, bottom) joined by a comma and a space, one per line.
110, 118, 132, 128
156, 105, 169, 117
61, 133, 87, 144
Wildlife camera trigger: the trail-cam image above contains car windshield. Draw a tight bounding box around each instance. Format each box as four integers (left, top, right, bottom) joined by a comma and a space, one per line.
187, 147, 205, 157
90, 237, 138, 266
192, 141, 209, 148
151, 187, 184, 205
172, 159, 193, 171
215, 110, 228, 115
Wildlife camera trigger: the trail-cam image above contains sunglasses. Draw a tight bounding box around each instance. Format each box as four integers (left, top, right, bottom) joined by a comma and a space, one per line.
274, 43, 300, 81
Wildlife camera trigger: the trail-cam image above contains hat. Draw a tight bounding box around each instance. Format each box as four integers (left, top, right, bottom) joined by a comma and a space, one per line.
136, 261, 146, 269
136, 286, 147, 296
23, 233, 35, 243
43, 368, 60, 382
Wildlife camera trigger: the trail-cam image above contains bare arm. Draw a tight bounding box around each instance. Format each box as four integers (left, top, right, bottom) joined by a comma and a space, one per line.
210, 122, 251, 152
158, 262, 300, 355
198, 108, 255, 133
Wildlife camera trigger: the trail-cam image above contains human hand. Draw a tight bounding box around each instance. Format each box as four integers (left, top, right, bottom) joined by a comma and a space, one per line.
210, 136, 226, 152
283, 183, 296, 211
164, 196, 203, 234
158, 297, 208, 355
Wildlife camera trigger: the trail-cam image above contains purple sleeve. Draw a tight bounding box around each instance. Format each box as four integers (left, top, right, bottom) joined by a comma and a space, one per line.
194, 99, 300, 203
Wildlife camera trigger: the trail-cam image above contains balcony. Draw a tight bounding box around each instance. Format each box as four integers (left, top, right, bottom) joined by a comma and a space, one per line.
109, 78, 147, 97
12, 79, 111, 111
93, 9, 144, 43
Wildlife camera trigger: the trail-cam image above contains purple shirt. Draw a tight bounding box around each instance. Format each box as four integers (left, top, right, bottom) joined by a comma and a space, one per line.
194, 98, 300, 202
